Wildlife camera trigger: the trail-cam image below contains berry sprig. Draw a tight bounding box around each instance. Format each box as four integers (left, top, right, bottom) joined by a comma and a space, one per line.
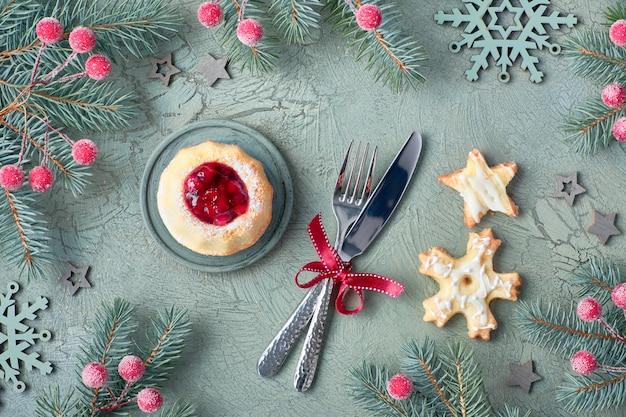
601, 20, 626, 143
81, 355, 164, 415
386, 373, 413, 401
570, 285, 626, 376
0, 17, 110, 194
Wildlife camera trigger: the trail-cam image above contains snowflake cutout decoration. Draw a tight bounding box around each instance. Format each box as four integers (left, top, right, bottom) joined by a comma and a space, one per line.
435, 0, 577, 83
0, 281, 52, 392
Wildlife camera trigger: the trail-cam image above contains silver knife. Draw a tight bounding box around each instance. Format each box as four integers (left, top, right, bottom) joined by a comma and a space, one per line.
294, 131, 423, 391
257, 132, 423, 384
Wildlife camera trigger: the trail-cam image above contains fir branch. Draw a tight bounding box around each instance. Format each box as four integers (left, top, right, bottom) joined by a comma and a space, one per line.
605, 3, 626, 25
0, 188, 52, 280
216, 0, 279, 74
350, 363, 413, 417
440, 343, 491, 417
140, 306, 192, 386
561, 96, 625, 153
494, 405, 532, 417
35, 387, 82, 417
326, 0, 427, 93
269, 0, 322, 44
562, 30, 626, 85
557, 371, 626, 413
158, 400, 196, 417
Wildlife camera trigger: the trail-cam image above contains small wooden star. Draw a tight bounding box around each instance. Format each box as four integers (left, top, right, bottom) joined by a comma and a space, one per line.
58, 263, 91, 296
507, 360, 542, 394
148, 52, 181, 87
588, 211, 621, 245
553, 172, 586, 206
197, 54, 230, 86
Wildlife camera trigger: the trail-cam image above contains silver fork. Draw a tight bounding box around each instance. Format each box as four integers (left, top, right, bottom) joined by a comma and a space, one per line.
294, 141, 377, 391
257, 141, 377, 381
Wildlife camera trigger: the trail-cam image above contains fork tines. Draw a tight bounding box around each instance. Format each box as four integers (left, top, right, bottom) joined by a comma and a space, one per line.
338, 141, 378, 204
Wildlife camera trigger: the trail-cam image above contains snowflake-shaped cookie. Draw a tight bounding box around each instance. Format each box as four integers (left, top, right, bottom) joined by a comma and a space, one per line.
418, 229, 521, 340
0, 281, 52, 392
435, 0, 577, 83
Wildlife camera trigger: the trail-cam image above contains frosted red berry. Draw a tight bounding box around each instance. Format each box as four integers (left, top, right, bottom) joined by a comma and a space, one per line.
82, 362, 109, 388
85, 54, 112, 80
612, 283, 626, 309
69, 26, 96, 53
356, 4, 383, 31
118, 355, 145, 382
610, 20, 626, 47
570, 350, 597, 376
137, 387, 163, 413
36, 17, 64, 44
198, 2, 224, 27
576, 297, 602, 322
0, 165, 25, 191
28, 165, 54, 192
72, 139, 98, 165
601, 83, 626, 108
386, 373, 413, 401
613, 117, 626, 142
237, 19, 263, 47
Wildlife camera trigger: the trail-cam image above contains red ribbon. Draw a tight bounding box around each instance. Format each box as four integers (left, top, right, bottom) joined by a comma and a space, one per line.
294, 213, 404, 315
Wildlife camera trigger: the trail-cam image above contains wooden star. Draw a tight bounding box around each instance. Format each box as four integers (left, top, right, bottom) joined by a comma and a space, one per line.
418, 229, 521, 341
58, 263, 91, 296
588, 211, 620, 245
197, 54, 230, 86
439, 149, 518, 228
507, 360, 542, 394
553, 172, 586, 206
148, 52, 181, 87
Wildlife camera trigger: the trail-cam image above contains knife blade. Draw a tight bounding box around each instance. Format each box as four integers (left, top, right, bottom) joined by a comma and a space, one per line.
293, 131, 423, 391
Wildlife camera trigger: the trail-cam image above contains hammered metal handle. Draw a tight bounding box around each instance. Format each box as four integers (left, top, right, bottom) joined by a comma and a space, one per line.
293, 279, 334, 392
257, 283, 324, 377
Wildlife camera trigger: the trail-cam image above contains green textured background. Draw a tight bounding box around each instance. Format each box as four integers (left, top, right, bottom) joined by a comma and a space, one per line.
6, 0, 626, 416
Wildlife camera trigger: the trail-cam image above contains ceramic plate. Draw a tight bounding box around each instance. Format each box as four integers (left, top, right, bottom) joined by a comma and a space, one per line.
140, 120, 293, 272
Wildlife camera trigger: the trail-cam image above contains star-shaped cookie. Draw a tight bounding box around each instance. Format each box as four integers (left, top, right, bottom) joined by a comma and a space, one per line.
439, 149, 518, 228
418, 228, 522, 341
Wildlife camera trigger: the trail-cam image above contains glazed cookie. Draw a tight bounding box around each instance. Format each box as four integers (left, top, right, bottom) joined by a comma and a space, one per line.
439, 149, 518, 228
418, 228, 521, 341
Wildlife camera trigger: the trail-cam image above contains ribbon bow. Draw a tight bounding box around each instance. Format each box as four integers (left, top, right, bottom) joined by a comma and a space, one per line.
294, 213, 404, 315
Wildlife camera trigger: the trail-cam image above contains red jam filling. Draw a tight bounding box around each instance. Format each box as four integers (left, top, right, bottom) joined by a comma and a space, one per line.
183, 162, 249, 226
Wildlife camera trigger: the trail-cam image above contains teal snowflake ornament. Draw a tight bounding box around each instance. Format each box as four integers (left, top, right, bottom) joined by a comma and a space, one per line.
0, 281, 52, 393
435, 0, 577, 83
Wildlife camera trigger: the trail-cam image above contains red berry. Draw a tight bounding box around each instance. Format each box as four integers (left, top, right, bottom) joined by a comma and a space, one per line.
610, 20, 626, 47
601, 83, 626, 108
69, 26, 96, 53
198, 2, 224, 28
0, 165, 25, 191
82, 362, 109, 388
72, 139, 98, 165
576, 297, 602, 322
386, 373, 413, 401
85, 54, 111, 80
36, 17, 64, 44
612, 283, 626, 308
118, 355, 145, 382
237, 19, 263, 47
28, 165, 54, 192
570, 350, 597, 376
613, 117, 626, 142
137, 387, 163, 413
356, 4, 383, 31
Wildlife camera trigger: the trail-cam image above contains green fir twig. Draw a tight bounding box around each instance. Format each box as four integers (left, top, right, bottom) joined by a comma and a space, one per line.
0, 0, 180, 279
351, 338, 527, 417
515, 256, 626, 413
35, 299, 195, 417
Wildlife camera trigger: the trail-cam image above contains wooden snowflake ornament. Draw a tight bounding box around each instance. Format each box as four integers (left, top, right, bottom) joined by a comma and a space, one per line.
419, 229, 522, 341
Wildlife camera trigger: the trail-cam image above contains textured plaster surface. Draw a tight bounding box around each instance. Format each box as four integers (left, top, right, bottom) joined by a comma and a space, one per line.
5, 1, 626, 416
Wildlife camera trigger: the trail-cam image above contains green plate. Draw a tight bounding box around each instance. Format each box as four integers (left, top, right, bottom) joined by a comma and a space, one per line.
140, 120, 293, 272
